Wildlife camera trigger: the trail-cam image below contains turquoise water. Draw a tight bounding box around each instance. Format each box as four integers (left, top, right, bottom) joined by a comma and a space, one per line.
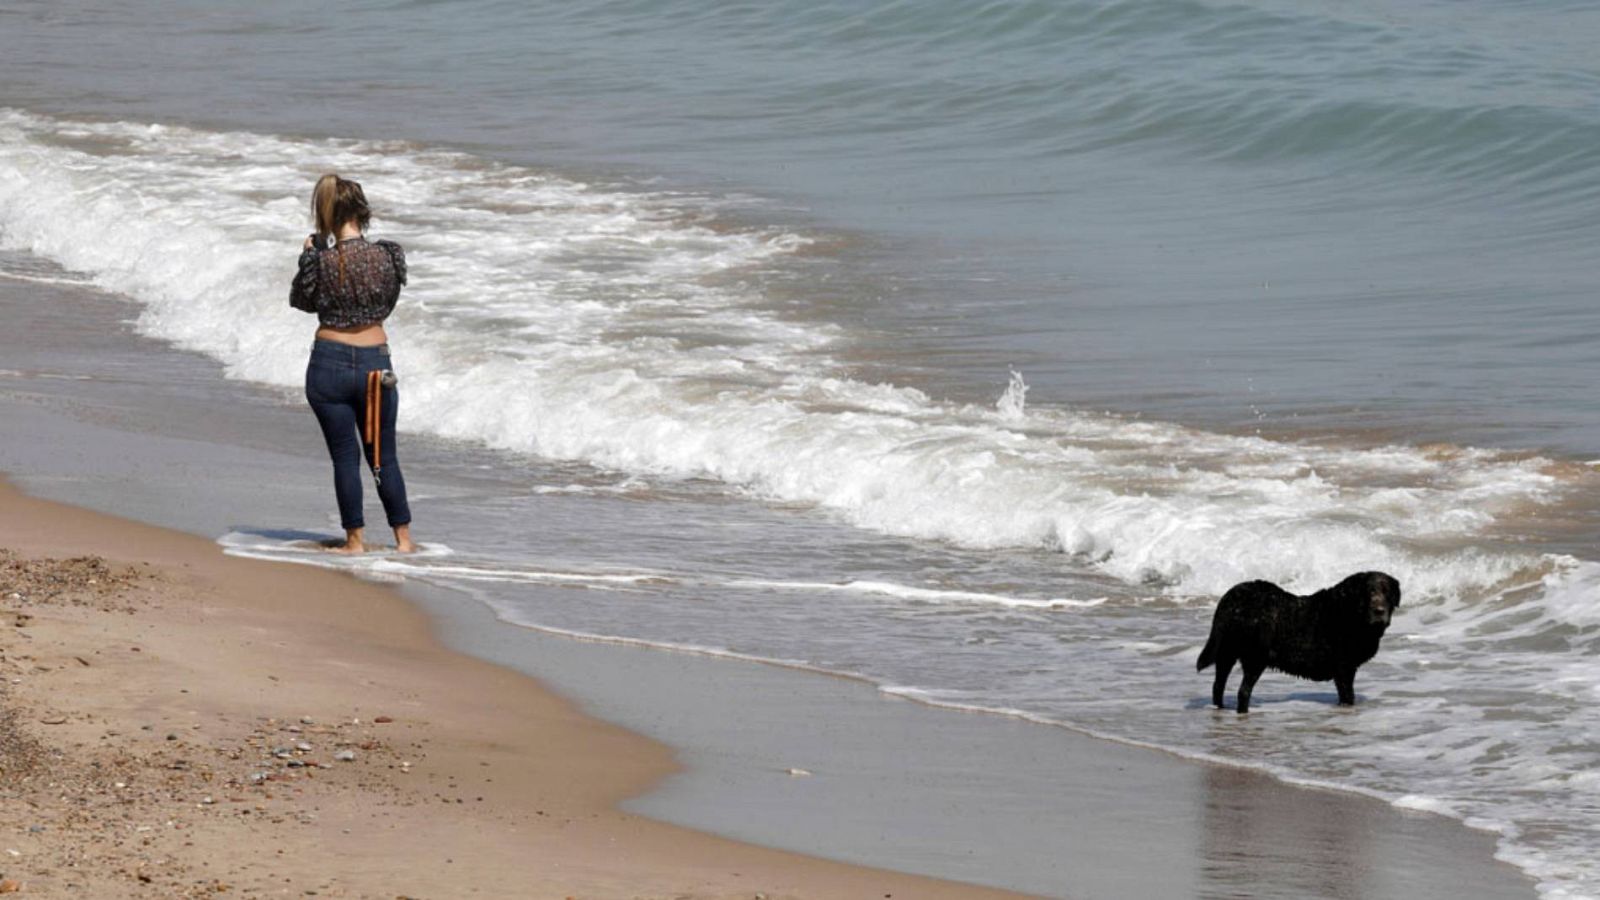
4, 2, 1600, 895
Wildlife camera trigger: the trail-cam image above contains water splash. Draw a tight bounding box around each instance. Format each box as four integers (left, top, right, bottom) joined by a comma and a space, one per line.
996, 368, 1029, 421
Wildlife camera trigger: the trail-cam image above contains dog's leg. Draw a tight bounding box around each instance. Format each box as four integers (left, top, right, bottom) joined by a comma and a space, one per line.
1334, 668, 1356, 706
1212, 654, 1236, 709
1236, 660, 1266, 714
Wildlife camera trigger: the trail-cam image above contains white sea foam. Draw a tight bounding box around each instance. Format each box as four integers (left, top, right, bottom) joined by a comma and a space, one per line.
530, 480, 650, 496
368, 560, 671, 587
729, 578, 1104, 609
216, 530, 454, 573
217, 531, 672, 589
1530, 559, 1600, 629
220, 530, 1087, 609
995, 368, 1028, 421
0, 368, 94, 381
0, 108, 1578, 606
0, 269, 96, 287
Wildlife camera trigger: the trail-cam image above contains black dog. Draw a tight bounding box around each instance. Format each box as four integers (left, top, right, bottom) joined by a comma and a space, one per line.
1197, 572, 1400, 714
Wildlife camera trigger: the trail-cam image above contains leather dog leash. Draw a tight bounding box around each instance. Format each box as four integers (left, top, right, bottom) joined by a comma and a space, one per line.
364, 370, 383, 483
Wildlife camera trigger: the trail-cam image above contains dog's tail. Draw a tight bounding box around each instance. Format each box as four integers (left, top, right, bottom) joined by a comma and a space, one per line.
1196, 633, 1216, 671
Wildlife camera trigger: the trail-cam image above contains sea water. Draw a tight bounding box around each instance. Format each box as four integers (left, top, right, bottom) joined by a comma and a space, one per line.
2, 1, 1599, 895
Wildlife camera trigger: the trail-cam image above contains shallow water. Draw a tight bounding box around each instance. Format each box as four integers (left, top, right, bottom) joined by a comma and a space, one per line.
3, 2, 1600, 895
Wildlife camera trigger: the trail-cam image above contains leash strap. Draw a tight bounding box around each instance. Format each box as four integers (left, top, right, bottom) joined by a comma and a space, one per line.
364, 369, 383, 482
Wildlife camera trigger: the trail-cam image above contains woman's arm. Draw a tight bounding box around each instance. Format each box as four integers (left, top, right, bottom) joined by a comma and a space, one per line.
288, 240, 321, 313
376, 239, 407, 287
374, 239, 407, 319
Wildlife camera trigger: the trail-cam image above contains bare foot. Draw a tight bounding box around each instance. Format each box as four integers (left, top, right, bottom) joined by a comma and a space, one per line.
393, 524, 417, 554
323, 528, 366, 554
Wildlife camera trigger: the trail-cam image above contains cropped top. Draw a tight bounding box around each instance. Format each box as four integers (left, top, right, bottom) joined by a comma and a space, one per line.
288, 236, 407, 328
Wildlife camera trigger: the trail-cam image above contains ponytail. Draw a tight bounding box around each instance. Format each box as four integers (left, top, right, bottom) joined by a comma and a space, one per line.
309, 173, 372, 239
311, 173, 340, 239
309, 173, 374, 290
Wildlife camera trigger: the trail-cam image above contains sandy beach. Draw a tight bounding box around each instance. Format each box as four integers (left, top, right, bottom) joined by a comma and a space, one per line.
0, 472, 1038, 898
0, 477, 1040, 898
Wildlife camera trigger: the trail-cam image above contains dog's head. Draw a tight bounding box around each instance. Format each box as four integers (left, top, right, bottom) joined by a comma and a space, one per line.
1357, 571, 1401, 629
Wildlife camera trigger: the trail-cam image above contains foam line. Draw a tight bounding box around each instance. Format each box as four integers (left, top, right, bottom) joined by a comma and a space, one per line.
1, 108, 1583, 605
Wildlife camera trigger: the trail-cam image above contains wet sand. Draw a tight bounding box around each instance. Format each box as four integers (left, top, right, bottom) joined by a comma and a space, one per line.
0, 478, 1031, 898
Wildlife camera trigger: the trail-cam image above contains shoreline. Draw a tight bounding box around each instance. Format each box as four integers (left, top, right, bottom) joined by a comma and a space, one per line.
0, 476, 1031, 898
0, 478, 1542, 898
0, 274, 1543, 896
0, 476, 1543, 898
404, 564, 1540, 900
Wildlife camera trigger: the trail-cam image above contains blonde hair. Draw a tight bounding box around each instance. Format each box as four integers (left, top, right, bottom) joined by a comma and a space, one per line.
310, 173, 372, 237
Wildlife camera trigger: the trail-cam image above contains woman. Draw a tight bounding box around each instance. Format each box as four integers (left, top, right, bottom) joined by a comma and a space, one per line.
289, 173, 416, 553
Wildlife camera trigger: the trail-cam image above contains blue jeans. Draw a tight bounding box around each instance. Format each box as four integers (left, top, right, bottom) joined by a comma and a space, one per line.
305, 340, 411, 530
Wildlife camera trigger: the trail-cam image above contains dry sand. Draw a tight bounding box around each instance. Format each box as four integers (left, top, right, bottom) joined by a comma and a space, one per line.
0, 478, 1027, 899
